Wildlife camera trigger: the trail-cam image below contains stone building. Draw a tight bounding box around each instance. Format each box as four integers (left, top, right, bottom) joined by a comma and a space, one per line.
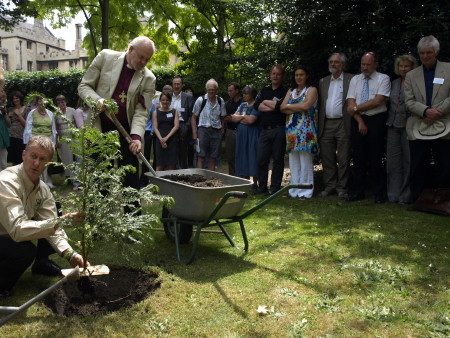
0, 19, 88, 72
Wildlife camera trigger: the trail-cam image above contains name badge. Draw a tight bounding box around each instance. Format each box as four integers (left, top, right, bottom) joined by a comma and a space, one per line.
166, 113, 173, 118
179, 108, 185, 112
433, 78, 445, 85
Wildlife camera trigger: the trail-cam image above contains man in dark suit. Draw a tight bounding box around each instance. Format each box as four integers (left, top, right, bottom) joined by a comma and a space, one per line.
318, 53, 354, 199
405, 35, 450, 201
171, 76, 194, 169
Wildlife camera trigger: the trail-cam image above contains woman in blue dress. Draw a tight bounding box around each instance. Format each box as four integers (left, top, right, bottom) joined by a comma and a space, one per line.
281, 65, 318, 199
230, 85, 260, 190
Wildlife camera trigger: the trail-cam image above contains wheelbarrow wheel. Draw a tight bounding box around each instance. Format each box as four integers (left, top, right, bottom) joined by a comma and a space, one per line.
162, 207, 193, 244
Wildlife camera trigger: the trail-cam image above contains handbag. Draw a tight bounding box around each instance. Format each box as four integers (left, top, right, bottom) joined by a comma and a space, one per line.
413, 188, 450, 216
47, 151, 65, 175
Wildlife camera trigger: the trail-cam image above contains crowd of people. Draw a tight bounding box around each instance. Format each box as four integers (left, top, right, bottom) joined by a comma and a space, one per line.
1, 34, 449, 299
145, 35, 449, 206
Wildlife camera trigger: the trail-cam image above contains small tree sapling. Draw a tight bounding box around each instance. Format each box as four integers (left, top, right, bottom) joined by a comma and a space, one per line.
49, 96, 173, 269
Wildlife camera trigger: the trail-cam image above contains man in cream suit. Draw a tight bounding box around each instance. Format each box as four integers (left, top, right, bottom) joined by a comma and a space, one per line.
78, 36, 156, 190
318, 53, 354, 199
405, 35, 450, 202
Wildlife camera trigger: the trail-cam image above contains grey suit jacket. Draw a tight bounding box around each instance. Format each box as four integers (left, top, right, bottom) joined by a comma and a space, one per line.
78, 49, 156, 139
318, 72, 354, 138
405, 60, 450, 140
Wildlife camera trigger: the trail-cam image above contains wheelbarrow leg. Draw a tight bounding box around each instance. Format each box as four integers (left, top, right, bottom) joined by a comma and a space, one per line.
172, 219, 182, 263
215, 220, 237, 248
238, 219, 249, 252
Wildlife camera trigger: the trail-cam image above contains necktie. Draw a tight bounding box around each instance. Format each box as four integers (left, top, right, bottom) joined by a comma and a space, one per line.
360, 77, 369, 103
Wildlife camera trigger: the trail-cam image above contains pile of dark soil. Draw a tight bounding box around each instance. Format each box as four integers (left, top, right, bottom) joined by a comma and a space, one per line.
44, 266, 160, 316
162, 174, 226, 187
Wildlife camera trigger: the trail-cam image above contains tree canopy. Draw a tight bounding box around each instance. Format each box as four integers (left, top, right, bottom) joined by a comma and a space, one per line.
15, 0, 450, 93
0, 0, 37, 31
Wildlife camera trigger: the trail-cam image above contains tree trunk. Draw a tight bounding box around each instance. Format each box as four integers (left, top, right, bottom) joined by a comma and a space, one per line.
99, 0, 109, 50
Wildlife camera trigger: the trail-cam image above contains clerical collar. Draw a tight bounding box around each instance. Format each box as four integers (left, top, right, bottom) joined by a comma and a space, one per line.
124, 56, 133, 69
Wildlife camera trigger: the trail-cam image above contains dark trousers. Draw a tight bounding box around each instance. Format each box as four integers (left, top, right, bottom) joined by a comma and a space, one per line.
409, 138, 450, 202
177, 122, 191, 169
0, 238, 56, 291
140, 131, 156, 187
225, 129, 237, 176
101, 119, 140, 190
257, 126, 286, 192
350, 113, 386, 197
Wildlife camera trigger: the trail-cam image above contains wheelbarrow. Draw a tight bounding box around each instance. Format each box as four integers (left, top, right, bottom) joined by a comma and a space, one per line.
105, 114, 312, 264
147, 169, 312, 264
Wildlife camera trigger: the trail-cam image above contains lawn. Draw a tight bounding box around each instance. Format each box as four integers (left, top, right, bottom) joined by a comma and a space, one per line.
0, 175, 448, 337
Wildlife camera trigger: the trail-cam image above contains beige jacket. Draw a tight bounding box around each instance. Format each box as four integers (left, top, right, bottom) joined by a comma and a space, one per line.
77, 49, 156, 139
0, 164, 71, 255
405, 60, 450, 140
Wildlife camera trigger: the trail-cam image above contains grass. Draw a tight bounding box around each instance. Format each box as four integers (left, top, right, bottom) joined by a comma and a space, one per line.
0, 173, 449, 337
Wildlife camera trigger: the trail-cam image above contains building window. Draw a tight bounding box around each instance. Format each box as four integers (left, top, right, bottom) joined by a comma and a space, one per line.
27, 41, 32, 49
1, 55, 7, 71
69, 61, 74, 68
27, 61, 33, 72
49, 61, 58, 70
0, 37, 2, 48
46, 46, 50, 53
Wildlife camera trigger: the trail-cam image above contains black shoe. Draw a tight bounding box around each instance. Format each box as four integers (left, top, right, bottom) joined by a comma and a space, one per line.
374, 195, 385, 204
269, 187, 281, 195
253, 188, 269, 195
0, 289, 11, 299
31, 259, 62, 277
347, 193, 365, 202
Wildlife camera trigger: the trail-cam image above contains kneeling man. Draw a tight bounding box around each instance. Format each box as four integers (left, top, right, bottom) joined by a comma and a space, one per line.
0, 136, 88, 299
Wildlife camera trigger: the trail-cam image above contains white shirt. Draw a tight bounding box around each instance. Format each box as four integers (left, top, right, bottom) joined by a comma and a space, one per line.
347, 71, 391, 116
326, 73, 344, 118
170, 92, 184, 121
193, 95, 226, 129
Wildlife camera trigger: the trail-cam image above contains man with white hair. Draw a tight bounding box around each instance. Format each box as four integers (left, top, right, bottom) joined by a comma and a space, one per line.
318, 53, 354, 199
405, 35, 450, 202
191, 79, 226, 170
78, 36, 156, 191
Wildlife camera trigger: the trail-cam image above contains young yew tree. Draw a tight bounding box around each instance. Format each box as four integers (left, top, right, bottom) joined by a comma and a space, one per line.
54, 97, 173, 268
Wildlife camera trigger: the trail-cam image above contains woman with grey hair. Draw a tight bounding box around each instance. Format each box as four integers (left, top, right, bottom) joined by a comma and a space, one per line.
230, 85, 261, 189
386, 54, 418, 204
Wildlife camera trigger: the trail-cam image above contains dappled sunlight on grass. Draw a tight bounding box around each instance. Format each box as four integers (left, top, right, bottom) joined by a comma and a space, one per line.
1, 178, 448, 336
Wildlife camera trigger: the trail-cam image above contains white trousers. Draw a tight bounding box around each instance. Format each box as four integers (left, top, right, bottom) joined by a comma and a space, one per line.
288, 151, 314, 198
0, 147, 7, 171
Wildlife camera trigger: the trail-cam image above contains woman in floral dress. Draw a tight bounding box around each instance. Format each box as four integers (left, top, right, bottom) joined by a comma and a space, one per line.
281, 65, 318, 199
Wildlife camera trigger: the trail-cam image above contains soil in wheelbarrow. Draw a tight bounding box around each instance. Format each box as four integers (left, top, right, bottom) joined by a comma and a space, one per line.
43, 266, 160, 317
162, 174, 226, 187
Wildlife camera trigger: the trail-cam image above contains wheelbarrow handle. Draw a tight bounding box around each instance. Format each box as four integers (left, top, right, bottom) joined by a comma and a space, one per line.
229, 191, 248, 198
103, 112, 158, 177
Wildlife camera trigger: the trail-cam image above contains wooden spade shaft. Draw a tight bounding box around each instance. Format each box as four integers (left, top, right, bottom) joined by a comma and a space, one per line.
104, 112, 158, 177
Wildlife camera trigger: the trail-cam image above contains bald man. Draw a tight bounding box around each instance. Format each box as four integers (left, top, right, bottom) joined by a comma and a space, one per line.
78, 36, 156, 191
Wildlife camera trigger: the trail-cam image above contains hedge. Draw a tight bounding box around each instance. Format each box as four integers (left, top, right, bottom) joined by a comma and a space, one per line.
3, 67, 190, 108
